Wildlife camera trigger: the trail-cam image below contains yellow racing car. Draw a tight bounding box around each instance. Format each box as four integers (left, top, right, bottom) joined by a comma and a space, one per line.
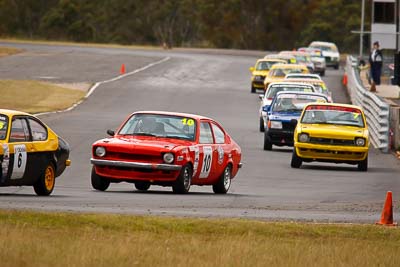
263, 64, 309, 90
291, 103, 369, 171
0, 109, 71, 195
250, 58, 286, 93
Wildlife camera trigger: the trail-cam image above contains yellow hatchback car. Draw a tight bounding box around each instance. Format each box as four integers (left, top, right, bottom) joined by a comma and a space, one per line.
250, 58, 286, 93
291, 103, 369, 171
0, 109, 71, 195
263, 64, 309, 90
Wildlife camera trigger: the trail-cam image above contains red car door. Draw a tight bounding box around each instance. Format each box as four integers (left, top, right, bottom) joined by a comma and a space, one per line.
196, 121, 217, 181
210, 121, 227, 178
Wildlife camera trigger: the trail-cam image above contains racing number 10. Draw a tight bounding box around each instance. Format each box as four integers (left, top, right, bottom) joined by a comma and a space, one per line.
202, 154, 211, 173
182, 118, 194, 126
199, 146, 213, 178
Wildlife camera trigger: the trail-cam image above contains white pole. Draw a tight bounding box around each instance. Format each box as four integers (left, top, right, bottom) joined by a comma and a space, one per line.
360, 0, 365, 59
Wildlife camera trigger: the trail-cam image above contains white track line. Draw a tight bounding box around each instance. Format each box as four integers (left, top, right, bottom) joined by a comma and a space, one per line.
36, 56, 171, 116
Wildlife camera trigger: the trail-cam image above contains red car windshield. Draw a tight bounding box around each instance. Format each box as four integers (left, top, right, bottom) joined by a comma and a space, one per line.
118, 114, 197, 141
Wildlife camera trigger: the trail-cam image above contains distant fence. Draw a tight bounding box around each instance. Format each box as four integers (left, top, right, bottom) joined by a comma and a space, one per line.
345, 56, 390, 153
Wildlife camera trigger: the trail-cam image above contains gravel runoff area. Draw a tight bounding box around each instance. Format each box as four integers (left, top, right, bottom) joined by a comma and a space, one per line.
0, 45, 163, 91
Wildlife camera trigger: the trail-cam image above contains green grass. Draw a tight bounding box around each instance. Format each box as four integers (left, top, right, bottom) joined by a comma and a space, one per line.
0, 80, 86, 113
0, 210, 399, 267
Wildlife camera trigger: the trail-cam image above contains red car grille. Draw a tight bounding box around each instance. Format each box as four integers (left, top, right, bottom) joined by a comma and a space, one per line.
105, 151, 163, 163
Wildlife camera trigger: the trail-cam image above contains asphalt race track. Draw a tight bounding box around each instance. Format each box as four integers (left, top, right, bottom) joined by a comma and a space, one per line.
1, 42, 399, 223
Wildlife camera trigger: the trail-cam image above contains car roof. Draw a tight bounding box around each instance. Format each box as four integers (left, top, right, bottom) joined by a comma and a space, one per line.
270, 63, 307, 69
275, 90, 328, 99
309, 41, 337, 47
265, 53, 296, 59
304, 102, 363, 110
268, 81, 315, 88
298, 47, 322, 53
257, 58, 286, 63
285, 73, 322, 79
279, 51, 311, 56
132, 111, 213, 121
0, 109, 31, 117
284, 78, 326, 84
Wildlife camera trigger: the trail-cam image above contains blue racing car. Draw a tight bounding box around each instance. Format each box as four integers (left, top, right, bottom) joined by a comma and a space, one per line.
263, 91, 329, 150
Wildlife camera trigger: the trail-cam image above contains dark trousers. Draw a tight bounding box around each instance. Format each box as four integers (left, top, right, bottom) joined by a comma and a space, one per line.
371, 62, 382, 85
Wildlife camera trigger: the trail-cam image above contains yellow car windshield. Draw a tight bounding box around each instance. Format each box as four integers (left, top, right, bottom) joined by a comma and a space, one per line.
256, 61, 278, 71
0, 114, 9, 140
301, 106, 364, 127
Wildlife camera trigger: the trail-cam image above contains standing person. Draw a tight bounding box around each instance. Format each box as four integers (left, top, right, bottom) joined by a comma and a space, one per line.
369, 41, 383, 87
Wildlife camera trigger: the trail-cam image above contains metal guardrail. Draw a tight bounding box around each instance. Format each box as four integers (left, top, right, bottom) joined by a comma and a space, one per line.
345, 56, 390, 153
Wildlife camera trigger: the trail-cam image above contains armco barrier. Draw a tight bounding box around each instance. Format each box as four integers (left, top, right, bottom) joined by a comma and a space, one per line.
345, 56, 390, 153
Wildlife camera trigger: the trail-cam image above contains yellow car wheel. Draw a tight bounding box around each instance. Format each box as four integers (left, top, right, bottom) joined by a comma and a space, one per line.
33, 163, 55, 196
290, 149, 302, 168
357, 156, 368, 172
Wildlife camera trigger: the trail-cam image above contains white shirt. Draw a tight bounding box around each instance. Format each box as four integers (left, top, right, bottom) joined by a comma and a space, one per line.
372, 49, 382, 62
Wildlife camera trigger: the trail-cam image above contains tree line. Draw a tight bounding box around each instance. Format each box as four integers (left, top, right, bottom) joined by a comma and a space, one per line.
0, 0, 370, 52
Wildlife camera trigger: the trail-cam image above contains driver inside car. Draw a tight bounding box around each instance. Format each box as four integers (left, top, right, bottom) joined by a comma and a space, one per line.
276, 98, 296, 111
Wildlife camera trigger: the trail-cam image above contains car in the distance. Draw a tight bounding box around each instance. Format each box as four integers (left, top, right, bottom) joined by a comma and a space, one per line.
0, 109, 71, 195
249, 58, 286, 93
279, 51, 315, 73
91, 111, 242, 194
263, 92, 329, 150
258, 82, 316, 132
284, 73, 322, 80
298, 47, 326, 76
284, 78, 333, 102
263, 64, 309, 90
264, 54, 297, 64
291, 103, 369, 171
309, 41, 340, 69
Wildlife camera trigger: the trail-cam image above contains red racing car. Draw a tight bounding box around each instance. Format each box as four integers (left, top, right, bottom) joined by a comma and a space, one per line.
91, 111, 242, 194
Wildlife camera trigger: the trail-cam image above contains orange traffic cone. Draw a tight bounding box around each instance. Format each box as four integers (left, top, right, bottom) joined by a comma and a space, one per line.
376, 191, 397, 226
120, 64, 126, 75
342, 74, 348, 86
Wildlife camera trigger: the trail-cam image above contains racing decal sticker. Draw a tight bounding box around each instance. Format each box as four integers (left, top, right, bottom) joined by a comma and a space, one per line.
11, 144, 27, 180
199, 146, 213, 178
192, 146, 200, 176
1, 144, 10, 182
217, 146, 224, 165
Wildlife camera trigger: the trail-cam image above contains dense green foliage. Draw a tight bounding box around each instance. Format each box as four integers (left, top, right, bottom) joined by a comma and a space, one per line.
0, 0, 370, 52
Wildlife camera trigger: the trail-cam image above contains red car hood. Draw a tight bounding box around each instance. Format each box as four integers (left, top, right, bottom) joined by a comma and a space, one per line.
95, 136, 194, 155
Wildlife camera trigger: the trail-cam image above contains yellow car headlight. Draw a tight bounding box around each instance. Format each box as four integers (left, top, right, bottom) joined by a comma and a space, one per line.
355, 138, 366, 146
298, 133, 309, 143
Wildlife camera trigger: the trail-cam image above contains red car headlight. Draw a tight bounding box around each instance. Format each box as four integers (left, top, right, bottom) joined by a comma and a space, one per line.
95, 146, 106, 157
163, 153, 174, 164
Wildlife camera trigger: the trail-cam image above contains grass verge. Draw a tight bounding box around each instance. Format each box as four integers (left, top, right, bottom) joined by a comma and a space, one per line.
0, 46, 22, 57
0, 38, 162, 51
0, 80, 86, 114
0, 209, 399, 267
